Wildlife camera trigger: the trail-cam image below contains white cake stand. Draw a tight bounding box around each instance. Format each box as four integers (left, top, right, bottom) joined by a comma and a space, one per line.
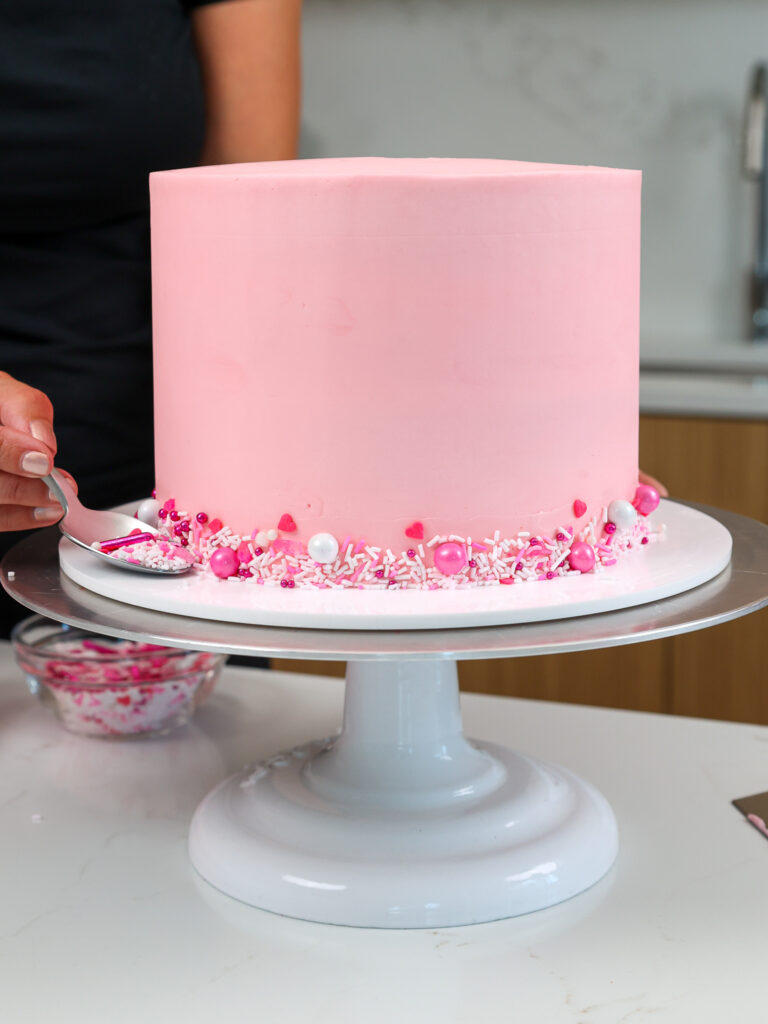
3, 501, 767, 929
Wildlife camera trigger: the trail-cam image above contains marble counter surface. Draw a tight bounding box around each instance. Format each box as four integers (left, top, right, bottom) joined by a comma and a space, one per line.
1, 645, 767, 1023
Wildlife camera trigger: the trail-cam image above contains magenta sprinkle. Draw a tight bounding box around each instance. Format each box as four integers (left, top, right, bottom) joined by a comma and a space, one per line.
641, 536, 649, 545
515, 561, 523, 571
287, 579, 295, 589
254, 547, 264, 556
604, 522, 617, 534
407, 549, 416, 558
238, 567, 252, 578
100, 532, 155, 553
170, 510, 180, 522
280, 579, 289, 588
529, 538, 540, 546
468, 559, 477, 568
158, 508, 168, 520
375, 569, 385, 579
172, 523, 185, 536
556, 532, 566, 542
209, 547, 238, 578
151, 489, 156, 499
196, 512, 208, 524
546, 571, 555, 579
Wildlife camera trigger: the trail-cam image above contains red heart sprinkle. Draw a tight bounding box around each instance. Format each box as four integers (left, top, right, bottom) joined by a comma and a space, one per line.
278, 513, 297, 533
573, 500, 587, 519
404, 521, 424, 540
116, 695, 131, 706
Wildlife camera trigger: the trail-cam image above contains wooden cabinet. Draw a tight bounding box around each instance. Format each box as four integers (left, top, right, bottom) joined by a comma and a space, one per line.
275, 416, 768, 724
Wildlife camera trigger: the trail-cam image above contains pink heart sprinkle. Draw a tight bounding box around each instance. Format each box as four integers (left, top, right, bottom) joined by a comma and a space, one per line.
573, 499, 587, 519
405, 521, 424, 540
278, 513, 297, 533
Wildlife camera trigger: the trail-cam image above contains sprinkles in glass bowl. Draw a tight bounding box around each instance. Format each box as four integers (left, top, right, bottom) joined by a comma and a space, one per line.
11, 615, 226, 739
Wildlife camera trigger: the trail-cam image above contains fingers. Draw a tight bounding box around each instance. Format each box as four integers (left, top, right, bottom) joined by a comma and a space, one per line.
0, 371, 57, 454
0, 423, 54, 480
0, 468, 63, 531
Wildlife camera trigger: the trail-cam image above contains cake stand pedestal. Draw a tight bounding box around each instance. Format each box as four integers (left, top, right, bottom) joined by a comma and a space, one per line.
3, 503, 768, 928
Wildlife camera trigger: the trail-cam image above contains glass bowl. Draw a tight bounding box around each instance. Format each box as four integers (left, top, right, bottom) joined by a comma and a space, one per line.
11, 615, 226, 739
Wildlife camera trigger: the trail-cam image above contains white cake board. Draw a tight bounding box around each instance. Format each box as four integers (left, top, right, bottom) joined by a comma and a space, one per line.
58, 500, 732, 632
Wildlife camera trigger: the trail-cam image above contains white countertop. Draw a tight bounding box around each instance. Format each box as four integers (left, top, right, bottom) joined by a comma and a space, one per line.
2, 645, 768, 1023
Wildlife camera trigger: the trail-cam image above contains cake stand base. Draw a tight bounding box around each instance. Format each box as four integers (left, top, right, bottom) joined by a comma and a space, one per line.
189, 658, 617, 927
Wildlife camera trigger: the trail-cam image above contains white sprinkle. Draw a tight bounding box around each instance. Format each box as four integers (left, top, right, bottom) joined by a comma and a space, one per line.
7, 571, 15, 581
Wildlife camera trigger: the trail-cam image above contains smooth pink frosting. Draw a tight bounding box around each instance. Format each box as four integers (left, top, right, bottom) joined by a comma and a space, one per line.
150, 157, 641, 551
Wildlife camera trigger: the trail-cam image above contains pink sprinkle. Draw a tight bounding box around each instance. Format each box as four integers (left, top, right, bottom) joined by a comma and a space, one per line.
747, 813, 768, 837
470, 541, 488, 551
354, 538, 367, 555
162, 499, 176, 513
82, 639, 116, 655
603, 558, 617, 566
278, 512, 297, 533
500, 577, 514, 585
101, 532, 155, 552
208, 518, 223, 533
236, 541, 251, 563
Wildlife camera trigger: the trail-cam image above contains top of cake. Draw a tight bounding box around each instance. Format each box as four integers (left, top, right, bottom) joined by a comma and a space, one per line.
150, 156, 639, 182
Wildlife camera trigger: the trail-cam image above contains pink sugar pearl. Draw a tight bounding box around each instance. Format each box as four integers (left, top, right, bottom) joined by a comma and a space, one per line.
210, 547, 239, 579
568, 541, 596, 573
433, 541, 468, 576
633, 484, 660, 517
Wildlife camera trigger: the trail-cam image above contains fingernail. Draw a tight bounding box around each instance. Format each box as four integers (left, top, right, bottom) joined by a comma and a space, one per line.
21, 452, 50, 476
30, 419, 56, 450
33, 506, 61, 522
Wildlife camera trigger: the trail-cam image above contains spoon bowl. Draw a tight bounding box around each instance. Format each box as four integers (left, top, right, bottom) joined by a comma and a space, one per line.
44, 471, 192, 576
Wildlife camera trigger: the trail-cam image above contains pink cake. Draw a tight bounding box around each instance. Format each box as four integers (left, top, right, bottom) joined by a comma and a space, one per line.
144, 157, 657, 589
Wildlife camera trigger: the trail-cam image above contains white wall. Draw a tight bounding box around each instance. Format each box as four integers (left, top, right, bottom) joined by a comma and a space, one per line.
301, 0, 768, 348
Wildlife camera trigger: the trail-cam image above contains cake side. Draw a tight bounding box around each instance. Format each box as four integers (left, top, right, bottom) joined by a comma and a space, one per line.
149, 157, 650, 588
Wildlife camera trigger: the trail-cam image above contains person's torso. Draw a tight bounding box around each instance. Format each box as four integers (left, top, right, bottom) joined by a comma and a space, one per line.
0, 0, 206, 234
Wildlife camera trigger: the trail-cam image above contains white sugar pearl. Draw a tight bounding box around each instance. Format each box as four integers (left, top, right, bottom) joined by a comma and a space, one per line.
255, 530, 270, 548
607, 499, 637, 529
267, 529, 278, 542
307, 532, 339, 564
136, 498, 161, 528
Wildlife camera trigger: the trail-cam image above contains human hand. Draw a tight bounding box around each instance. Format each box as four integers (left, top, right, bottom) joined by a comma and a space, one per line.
0, 372, 76, 531
639, 469, 668, 498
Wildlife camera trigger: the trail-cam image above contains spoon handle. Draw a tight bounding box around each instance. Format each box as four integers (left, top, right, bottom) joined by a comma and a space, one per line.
43, 470, 72, 517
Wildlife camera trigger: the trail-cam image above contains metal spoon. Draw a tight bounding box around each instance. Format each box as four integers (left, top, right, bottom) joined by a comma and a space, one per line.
44, 469, 192, 576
